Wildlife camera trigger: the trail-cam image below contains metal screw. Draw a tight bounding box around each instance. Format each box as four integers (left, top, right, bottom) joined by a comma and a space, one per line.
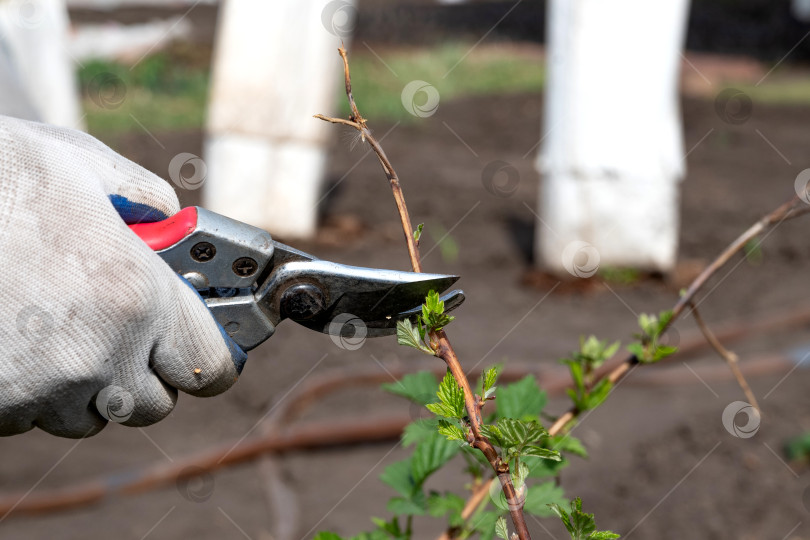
190, 242, 216, 262
232, 257, 258, 277
280, 284, 325, 320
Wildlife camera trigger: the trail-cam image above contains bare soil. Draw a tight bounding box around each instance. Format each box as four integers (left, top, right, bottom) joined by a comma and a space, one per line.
3, 93, 810, 540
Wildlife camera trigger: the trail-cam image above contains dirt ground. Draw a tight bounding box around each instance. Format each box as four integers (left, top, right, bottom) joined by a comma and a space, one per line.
4, 88, 810, 540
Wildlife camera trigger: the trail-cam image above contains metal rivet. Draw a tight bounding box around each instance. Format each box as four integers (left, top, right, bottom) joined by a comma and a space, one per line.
190, 242, 216, 262
223, 321, 240, 335
232, 257, 258, 277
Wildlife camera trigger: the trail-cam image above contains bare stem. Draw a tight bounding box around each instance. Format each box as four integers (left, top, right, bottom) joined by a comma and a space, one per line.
690, 302, 760, 411
316, 46, 531, 539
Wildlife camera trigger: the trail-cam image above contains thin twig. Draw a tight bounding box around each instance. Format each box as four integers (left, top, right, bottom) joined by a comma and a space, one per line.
316, 46, 531, 540
690, 302, 760, 411
437, 479, 491, 540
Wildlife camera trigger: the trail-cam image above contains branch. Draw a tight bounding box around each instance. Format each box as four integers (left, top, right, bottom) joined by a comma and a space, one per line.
316, 46, 531, 539
690, 302, 760, 412
447, 194, 810, 536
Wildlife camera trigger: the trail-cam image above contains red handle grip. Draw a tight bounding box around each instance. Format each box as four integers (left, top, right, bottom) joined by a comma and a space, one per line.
128, 206, 199, 251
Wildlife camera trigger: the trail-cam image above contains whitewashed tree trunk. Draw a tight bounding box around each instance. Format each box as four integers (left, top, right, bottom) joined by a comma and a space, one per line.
204, 0, 355, 239
537, 0, 690, 275
0, 0, 83, 128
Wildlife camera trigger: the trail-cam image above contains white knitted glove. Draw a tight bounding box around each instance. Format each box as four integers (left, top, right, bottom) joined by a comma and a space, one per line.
0, 116, 247, 438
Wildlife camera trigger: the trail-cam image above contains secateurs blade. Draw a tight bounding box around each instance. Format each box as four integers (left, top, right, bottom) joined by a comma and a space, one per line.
129, 206, 464, 351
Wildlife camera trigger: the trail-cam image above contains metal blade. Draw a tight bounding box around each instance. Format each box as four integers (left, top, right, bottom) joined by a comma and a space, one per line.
254, 260, 460, 336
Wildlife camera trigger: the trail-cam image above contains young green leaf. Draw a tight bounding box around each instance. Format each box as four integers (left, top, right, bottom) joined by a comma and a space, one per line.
380, 457, 416, 498
496, 418, 548, 448
370, 516, 403, 539
387, 495, 427, 516
588, 533, 621, 540
313, 533, 344, 540
549, 434, 588, 458
414, 223, 424, 243
584, 379, 612, 410
396, 319, 434, 355
427, 371, 466, 419
495, 516, 510, 540
472, 510, 502, 540
522, 482, 567, 517
548, 497, 620, 540
482, 365, 501, 396
437, 419, 467, 443
402, 418, 439, 447
427, 492, 466, 527
421, 290, 455, 332
496, 375, 547, 420
522, 445, 562, 460
411, 432, 462, 487
382, 371, 438, 405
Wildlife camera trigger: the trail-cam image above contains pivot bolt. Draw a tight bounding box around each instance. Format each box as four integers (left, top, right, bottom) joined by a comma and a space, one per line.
280, 284, 325, 321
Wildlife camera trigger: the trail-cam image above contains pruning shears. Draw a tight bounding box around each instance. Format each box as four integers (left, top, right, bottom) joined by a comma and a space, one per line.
129, 207, 464, 351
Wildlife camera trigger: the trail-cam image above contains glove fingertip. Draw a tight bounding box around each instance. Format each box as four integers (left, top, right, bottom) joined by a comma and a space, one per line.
219, 324, 248, 374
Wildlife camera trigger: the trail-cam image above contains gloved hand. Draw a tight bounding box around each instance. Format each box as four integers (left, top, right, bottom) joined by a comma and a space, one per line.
0, 115, 247, 438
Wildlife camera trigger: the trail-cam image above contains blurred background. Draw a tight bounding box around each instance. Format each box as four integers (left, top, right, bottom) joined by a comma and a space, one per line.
4, 0, 810, 538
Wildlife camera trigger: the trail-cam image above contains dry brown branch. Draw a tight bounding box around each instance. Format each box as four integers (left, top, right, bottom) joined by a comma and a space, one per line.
316, 46, 532, 539
690, 302, 760, 411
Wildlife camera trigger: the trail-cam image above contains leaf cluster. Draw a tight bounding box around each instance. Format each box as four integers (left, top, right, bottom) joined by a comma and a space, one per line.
626, 311, 678, 364
547, 498, 620, 540
562, 336, 619, 411
396, 290, 455, 355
